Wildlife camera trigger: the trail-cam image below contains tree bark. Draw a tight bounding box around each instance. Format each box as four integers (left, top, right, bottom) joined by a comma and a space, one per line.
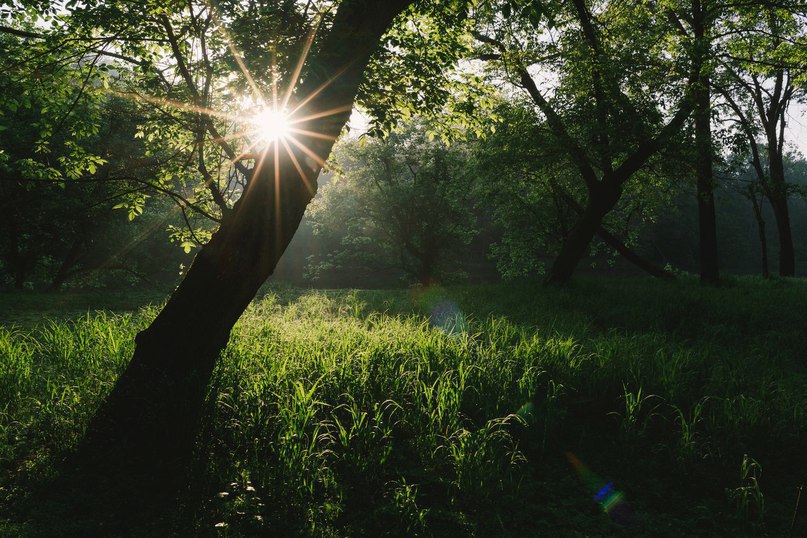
694, 79, 720, 285
559, 189, 674, 279
48, 235, 85, 291
767, 139, 795, 276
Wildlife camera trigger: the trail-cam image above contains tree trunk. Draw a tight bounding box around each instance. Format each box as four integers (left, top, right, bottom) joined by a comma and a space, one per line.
49, 236, 85, 291
87, 156, 305, 452
694, 80, 719, 285
767, 149, 795, 276
692, 0, 720, 285
5, 218, 29, 289
544, 183, 621, 285
14, 269, 25, 290
594, 226, 674, 279
749, 193, 770, 278
559, 190, 674, 279
89, 0, 413, 452
58, 0, 416, 530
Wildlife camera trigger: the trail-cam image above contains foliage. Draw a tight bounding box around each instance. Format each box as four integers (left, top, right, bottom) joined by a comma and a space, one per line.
473, 100, 686, 278
0, 29, 194, 289
359, 0, 499, 141
1, 0, 362, 275
306, 121, 478, 285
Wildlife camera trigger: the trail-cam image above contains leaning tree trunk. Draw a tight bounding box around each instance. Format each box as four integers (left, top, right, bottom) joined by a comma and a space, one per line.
559, 190, 674, 279
56, 0, 415, 530
89, 0, 413, 456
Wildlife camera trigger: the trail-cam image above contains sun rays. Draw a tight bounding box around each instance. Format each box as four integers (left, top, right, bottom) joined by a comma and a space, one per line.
107, 2, 349, 190
74, 2, 352, 279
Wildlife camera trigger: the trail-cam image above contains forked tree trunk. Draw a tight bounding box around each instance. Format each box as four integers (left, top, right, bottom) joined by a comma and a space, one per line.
544, 183, 621, 285
558, 189, 674, 279
67, 0, 415, 523
541, 91, 694, 287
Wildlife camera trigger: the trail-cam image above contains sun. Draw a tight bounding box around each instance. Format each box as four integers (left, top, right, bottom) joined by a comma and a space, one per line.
253, 107, 292, 144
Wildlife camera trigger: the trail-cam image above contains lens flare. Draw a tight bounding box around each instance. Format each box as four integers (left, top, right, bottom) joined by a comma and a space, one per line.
430, 299, 468, 336
566, 452, 634, 527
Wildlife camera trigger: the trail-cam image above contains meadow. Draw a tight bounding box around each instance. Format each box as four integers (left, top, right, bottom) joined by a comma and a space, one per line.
1, 277, 806, 536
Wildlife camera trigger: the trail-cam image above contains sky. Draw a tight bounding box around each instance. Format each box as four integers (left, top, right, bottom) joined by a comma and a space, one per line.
349, 101, 807, 158
786, 102, 807, 156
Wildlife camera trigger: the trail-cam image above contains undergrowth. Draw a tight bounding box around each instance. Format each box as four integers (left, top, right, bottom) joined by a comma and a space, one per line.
0, 277, 805, 536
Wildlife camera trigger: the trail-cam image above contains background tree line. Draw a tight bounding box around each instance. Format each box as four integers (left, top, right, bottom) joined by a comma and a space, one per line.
3, 0, 805, 292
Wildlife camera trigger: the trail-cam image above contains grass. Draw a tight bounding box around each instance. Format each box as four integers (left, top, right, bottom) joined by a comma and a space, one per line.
1, 276, 806, 536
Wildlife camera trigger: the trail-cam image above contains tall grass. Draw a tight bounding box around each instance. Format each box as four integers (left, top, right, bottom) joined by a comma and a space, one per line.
0, 313, 148, 479
1, 277, 806, 535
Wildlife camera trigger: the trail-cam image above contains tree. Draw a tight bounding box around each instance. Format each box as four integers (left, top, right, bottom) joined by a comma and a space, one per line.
689, 0, 721, 284
720, 147, 807, 277
308, 121, 477, 286
474, 99, 677, 279
2, 0, 438, 527
473, 0, 694, 285
714, 5, 806, 276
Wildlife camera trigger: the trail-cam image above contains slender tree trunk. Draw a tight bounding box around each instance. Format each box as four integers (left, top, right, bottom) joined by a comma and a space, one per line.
6, 218, 28, 289
694, 80, 719, 285
49, 236, 85, 291
12, 254, 35, 290
767, 150, 795, 276
692, 0, 719, 285
14, 269, 25, 290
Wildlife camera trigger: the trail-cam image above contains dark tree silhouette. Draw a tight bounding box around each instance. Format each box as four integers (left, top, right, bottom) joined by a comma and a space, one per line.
17, 0, 419, 531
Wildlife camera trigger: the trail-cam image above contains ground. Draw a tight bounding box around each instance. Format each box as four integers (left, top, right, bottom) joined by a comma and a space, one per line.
1, 276, 805, 536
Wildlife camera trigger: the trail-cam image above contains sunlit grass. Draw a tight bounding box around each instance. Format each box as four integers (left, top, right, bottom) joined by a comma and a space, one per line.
1, 277, 806, 535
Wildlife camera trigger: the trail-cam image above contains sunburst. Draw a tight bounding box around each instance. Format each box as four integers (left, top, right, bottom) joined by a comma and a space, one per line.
62, 4, 352, 284
99, 5, 350, 231
252, 106, 292, 144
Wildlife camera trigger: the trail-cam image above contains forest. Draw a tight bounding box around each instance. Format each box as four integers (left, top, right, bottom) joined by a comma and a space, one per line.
1, 0, 806, 536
